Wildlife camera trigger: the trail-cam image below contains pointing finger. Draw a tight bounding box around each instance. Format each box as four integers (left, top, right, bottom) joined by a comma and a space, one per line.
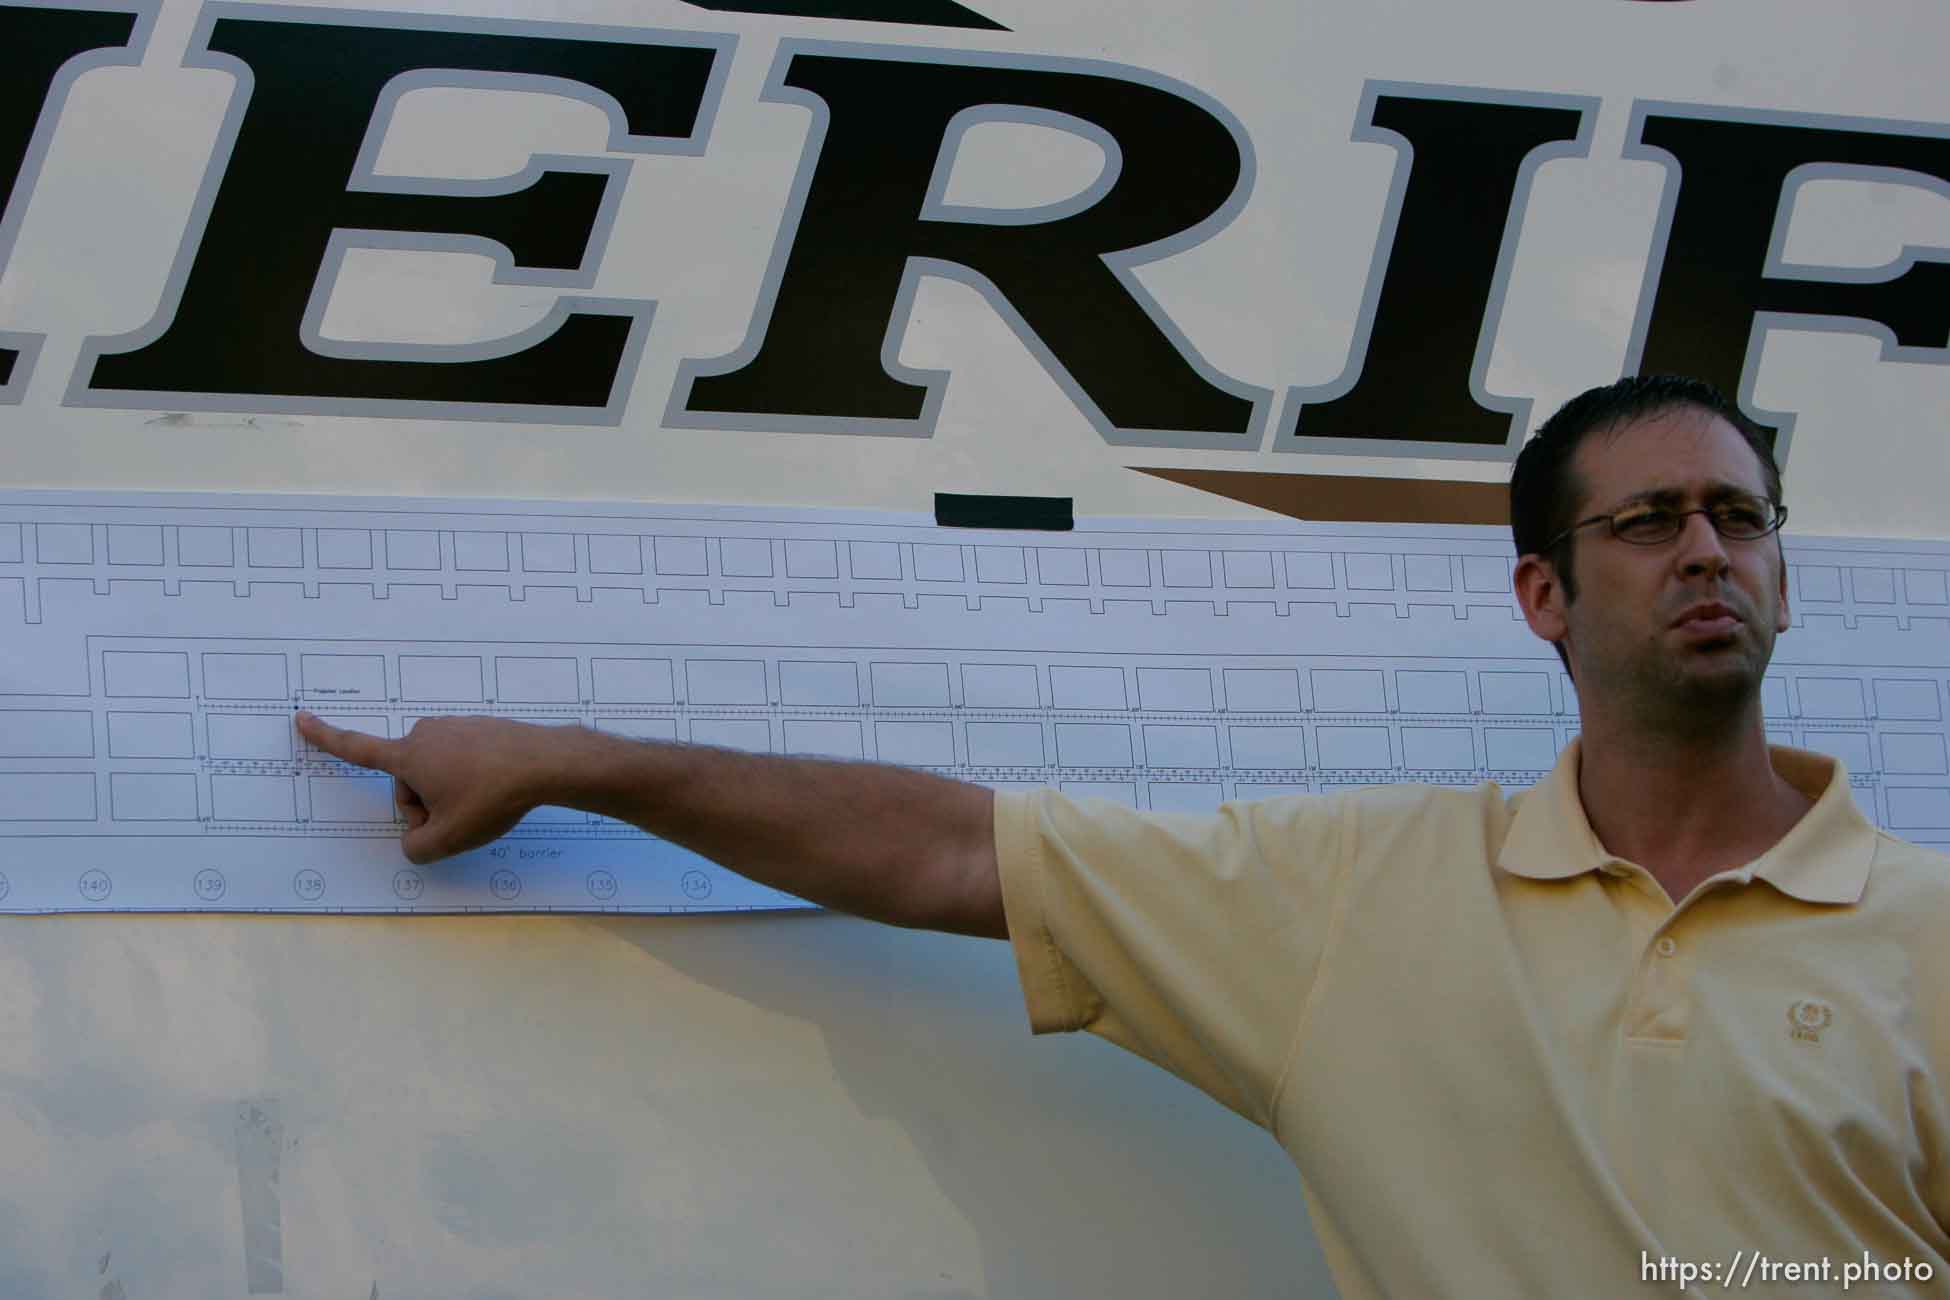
401, 822, 449, 866
395, 780, 429, 831
296, 710, 401, 775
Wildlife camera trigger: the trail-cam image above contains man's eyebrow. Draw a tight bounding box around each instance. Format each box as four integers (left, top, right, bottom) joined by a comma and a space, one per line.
1610, 487, 1684, 509
1610, 481, 1766, 509
1699, 480, 1769, 502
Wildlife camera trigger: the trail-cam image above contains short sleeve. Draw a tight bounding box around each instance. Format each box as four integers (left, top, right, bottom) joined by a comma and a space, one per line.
994, 786, 1356, 1127
1917, 863, 1950, 1238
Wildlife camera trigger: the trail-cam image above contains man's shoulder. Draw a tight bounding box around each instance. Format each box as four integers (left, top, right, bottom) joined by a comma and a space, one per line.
1253, 778, 1509, 821
1263, 779, 1521, 849
1338, 777, 1516, 816
1866, 830, 1950, 902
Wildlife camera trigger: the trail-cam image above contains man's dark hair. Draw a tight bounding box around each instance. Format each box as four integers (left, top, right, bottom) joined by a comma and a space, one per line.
1509, 375, 1782, 602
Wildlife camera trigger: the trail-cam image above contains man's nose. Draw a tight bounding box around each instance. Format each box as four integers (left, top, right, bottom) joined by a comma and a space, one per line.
1673, 511, 1732, 577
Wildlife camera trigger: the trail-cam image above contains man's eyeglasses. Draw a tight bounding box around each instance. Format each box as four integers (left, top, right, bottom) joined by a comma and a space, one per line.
1542, 496, 1787, 552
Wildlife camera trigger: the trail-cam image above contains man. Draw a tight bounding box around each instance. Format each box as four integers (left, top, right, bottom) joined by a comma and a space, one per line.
299, 376, 1949, 1297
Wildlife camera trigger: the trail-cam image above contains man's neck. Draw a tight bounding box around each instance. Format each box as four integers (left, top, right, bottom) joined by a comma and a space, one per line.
1574, 709, 1814, 906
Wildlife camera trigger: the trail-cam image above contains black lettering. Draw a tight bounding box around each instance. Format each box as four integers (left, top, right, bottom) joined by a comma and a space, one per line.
85, 15, 720, 413
1629, 109, 1949, 448
1284, 89, 1590, 449
680, 1, 1006, 30
0, 4, 140, 392
681, 51, 1259, 443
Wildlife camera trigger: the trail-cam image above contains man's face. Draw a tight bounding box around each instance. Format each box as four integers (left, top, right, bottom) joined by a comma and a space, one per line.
1518, 406, 1790, 732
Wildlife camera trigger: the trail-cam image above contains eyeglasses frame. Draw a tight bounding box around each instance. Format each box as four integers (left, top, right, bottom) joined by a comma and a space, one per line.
1539, 498, 1788, 555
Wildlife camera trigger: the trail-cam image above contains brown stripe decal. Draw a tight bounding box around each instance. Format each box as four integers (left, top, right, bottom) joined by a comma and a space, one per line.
1132, 468, 1509, 526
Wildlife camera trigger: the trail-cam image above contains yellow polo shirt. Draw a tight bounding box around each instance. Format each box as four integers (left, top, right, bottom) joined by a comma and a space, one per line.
995, 744, 1950, 1298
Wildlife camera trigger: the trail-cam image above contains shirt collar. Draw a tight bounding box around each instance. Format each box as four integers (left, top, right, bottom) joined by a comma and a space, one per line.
1496, 738, 1877, 905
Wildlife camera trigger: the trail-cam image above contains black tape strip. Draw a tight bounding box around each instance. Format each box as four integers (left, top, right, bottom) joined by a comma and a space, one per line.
680, 1, 1008, 31
935, 492, 1074, 531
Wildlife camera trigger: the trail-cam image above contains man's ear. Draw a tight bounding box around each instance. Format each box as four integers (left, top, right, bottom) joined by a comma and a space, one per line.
1774, 537, 1791, 633
1514, 552, 1570, 649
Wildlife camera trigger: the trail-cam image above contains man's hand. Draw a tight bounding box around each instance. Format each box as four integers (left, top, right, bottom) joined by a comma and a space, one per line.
296, 711, 565, 864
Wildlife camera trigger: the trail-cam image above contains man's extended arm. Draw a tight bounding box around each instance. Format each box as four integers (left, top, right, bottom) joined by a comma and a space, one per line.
294, 712, 1004, 938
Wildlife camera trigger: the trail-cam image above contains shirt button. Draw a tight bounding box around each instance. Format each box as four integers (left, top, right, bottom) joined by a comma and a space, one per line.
1655, 936, 1678, 958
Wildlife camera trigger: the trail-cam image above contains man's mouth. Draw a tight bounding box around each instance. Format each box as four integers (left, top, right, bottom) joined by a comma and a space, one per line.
1672, 602, 1741, 638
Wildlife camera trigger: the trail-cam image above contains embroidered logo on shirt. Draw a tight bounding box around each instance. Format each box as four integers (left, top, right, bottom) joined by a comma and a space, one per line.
1787, 999, 1833, 1044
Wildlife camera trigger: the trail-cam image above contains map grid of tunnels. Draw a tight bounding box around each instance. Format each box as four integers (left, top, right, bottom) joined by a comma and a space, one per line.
2, 492, 1946, 912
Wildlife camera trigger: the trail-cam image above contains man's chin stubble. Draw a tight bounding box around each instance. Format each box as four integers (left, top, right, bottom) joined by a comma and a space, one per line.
1647, 650, 1769, 736
1594, 635, 1765, 735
